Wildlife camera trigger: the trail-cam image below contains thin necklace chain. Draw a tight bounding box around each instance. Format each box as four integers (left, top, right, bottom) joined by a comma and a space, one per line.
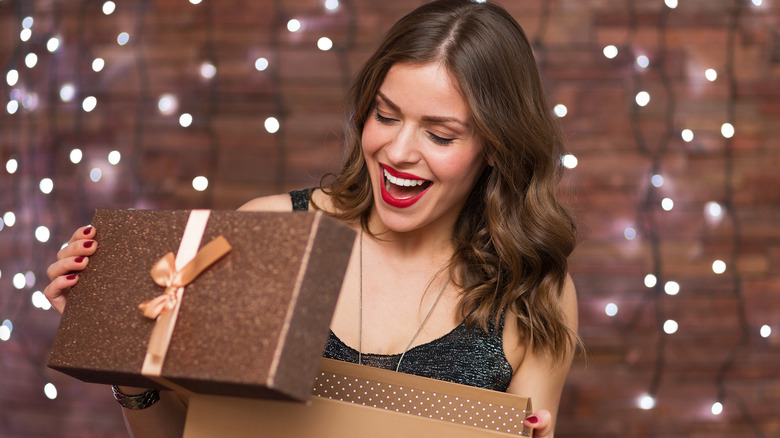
358, 229, 450, 372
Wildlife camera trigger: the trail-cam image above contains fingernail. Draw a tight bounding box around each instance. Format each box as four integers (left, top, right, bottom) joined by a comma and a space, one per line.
74, 257, 84, 263
83, 227, 93, 235
525, 416, 538, 424
66, 274, 77, 280
83, 241, 94, 248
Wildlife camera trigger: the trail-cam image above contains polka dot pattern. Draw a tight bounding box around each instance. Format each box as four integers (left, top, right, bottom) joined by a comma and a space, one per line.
313, 370, 530, 436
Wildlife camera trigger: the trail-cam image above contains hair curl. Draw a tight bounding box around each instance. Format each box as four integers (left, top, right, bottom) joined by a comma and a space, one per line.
321, 0, 578, 362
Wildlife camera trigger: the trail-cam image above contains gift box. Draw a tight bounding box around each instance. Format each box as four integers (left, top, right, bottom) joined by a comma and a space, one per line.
48, 209, 356, 401
183, 358, 533, 437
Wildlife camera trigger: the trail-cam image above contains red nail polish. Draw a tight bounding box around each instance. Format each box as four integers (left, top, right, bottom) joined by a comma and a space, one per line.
83, 227, 93, 235
74, 257, 84, 263
66, 274, 77, 280
83, 241, 94, 248
525, 416, 538, 424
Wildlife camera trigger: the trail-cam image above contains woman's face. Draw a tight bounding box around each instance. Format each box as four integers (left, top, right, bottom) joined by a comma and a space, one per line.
362, 62, 486, 235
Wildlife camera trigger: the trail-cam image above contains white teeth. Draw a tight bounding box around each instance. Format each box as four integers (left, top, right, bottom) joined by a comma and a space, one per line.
384, 168, 425, 187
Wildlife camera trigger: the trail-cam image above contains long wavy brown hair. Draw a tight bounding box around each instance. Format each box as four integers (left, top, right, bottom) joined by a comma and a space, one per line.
321, 0, 578, 362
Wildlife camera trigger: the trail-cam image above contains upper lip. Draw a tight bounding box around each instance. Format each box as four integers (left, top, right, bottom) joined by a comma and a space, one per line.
380, 163, 430, 181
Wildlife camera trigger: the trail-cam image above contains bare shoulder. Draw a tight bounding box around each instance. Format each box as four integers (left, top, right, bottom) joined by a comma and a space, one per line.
237, 193, 293, 212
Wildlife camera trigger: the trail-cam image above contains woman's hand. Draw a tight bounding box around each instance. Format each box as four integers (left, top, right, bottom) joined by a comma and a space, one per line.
44, 226, 97, 314
523, 409, 553, 437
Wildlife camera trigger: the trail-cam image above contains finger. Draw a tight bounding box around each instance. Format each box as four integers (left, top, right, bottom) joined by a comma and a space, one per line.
523, 409, 553, 438
46, 255, 89, 282
43, 273, 80, 315
55, 237, 97, 261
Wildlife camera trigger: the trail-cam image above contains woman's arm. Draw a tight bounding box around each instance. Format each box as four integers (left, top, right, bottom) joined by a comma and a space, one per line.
505, 275, 578, 438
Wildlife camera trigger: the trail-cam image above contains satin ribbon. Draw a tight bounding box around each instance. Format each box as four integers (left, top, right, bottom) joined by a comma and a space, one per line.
139, 235, 232, 319
139, 210, 232, 391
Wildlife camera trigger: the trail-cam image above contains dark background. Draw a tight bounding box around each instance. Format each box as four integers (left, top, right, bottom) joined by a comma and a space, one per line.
1, 0, 779, 437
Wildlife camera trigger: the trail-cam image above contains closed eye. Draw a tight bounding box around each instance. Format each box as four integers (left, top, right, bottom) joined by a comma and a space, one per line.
374, 110, 397, 124
428, 132, 455, 145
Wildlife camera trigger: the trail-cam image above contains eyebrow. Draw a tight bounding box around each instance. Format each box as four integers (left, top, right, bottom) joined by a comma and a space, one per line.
376, 92, 470, 128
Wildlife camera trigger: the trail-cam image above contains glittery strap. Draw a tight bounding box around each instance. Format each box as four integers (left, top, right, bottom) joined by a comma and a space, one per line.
289, 188, 312, 212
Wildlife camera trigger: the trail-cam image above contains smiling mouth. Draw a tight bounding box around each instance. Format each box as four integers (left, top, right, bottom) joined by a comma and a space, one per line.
383, 167, 432, 200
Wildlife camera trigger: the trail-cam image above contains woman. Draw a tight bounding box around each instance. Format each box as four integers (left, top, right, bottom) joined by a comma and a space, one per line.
45, 1, 579, 437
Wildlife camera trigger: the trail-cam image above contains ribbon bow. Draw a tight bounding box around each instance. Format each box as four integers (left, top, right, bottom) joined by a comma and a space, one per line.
139, 235, 232, 319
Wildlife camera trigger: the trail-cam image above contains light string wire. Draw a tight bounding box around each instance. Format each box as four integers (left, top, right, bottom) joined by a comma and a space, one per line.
201, 0, 220, 209
130, 0, 150, 203
271, 0, 288, 192
716, 1, 764, 436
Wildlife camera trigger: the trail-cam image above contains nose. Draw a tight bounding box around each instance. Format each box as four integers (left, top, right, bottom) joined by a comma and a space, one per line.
384, 124, 421, 165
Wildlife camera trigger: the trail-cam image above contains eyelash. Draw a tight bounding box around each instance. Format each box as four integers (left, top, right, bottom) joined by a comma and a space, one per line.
373, 110, 456, 146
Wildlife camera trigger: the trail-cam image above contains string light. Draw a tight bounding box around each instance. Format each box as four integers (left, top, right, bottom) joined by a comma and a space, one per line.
553, 104, 568, 117
760, 325, 771, 338
664, 281, 680, 296
108, 151, 121, 165
7, 69, 19, 86
13, 272, 27, 289
705, 201, 723, 218
0, 320, 13, 341
35, 226, 51, 243
681, 129, 694, 142
317, 37, 334, 51
92, 58, 105, 72
712, 260, 726, 274
59, 84, 76, 102
69, 149, 83, 164
663, 320, 679, 334
7, 100, 19, 114
661, 198, 674, 211
102, 1, 116, 15
6, 158, 19, 174
635, 91, 650, 107
705, 68, 718, 81
711, 402, 724, 415
562, 154, 578, 169
287, 19, 302, 32
636, 55, 650, 68
22, 16, 34, 29
44, 383, 58, 400
189, 0, 203, 4
82, 96, 97, 112
20, 28, 32, 42
25, 53, 38, 68
605, 303, 618, 317
325, 0, 340, 11
3, 212, 16, 227
721, 122, 734, 138
32, 291, 53, 310
158, 94, 178, 115
264, 116, 280, 134
665, 0, 678, 8
200, 62, 217, 79
644, 274, 657, 288
638, 394, 656, 410
39, 178, 54, 194
89, 168, 103, 182
651, 174, 664, 187
255, 57, 269, 71
603, 45, 618, 59
117, 32, 130, 46
47, 37, 61, 52
179, 113, 193, 127
192, 176, 209, 191
624, 227, 637, 240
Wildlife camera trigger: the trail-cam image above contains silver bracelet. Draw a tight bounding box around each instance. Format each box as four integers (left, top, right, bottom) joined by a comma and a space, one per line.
111, 385, 160, 410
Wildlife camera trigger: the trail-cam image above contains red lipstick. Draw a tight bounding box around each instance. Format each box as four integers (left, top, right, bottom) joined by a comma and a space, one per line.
379, 164, 431, 208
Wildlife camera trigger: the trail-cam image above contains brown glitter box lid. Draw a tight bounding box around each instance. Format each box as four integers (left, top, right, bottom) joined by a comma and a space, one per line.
48, 209, 356, 401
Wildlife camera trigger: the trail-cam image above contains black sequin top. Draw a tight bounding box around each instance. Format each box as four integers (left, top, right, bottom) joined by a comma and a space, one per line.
289, 189, 514, 392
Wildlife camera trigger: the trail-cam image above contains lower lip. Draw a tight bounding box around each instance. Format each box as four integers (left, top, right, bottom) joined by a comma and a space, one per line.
379, 172, 430, 209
